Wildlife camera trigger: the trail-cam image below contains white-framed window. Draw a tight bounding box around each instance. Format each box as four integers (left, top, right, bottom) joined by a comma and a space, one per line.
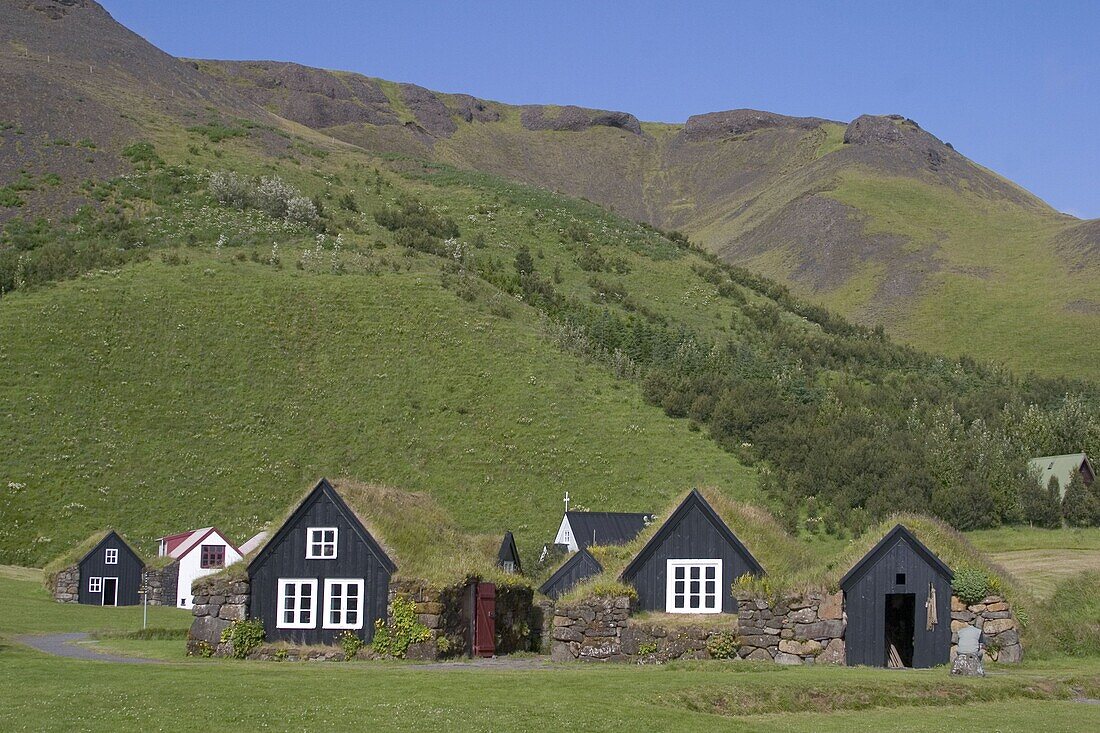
665, 559, 722, 613
105, 548, 118, 565
277, 579, 318, 628
323, 579, 365, 629
88, 576, 102, 593
306, 528, 338, 559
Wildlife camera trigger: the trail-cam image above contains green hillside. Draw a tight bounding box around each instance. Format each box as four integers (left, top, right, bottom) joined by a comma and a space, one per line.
190, 60, 1100, 381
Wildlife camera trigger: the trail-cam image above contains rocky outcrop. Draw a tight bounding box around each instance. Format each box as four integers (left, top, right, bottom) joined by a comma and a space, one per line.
683, 109, 828, 141
734, 591, 846, 664
451, 94, 500, 123
401, 84, 458, 137
49, 565, 80, 603
949, 594, 1023, 664
520, 105, 642, 135
187, 576, 250, 657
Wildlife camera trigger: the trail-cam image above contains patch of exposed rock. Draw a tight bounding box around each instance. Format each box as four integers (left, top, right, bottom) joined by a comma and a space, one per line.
683, 109, 829, 141
400, 83, 458, 137
450, 94, 500, 123
844, 114, 953, 170
520, 105, 642, 135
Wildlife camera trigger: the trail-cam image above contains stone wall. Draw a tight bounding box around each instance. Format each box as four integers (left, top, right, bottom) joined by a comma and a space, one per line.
950, 594, 1022, 663
550, 596, 633, 662
495, 583, 535, 654
534, 599, 556, 653
49, 565, 80, 603
389, 580, 452, 660
143, 562, 178, 607
734, 591, 846, 664
186, 576, 250, 657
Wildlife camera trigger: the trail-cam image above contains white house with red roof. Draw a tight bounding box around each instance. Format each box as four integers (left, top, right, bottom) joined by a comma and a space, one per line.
155, 527, 243, 608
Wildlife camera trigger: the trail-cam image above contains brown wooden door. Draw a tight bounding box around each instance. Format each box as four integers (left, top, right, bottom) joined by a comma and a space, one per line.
473, 582, 496, 657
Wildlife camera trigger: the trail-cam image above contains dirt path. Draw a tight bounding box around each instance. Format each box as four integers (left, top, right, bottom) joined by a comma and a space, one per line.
14, 632, 161, 664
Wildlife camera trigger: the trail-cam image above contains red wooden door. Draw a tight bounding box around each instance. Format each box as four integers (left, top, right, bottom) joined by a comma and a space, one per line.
474, 582, 496, 657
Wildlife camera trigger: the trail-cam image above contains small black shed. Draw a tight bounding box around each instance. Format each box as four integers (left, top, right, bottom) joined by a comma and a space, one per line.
497, 531, 522, 574
620, 490, 763, 614
78, 530, 144, 606
840, 524, 953, 668
538, 548, 603, 600
248, 478, 397, 645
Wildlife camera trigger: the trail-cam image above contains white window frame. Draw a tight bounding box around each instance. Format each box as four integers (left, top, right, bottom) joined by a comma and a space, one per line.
305, 527, 338, 559
323, 578, 365, 630
88, 576, 102, 593
105, 548, 118, 565
665, 559, 722, 614
277, 578, 318, 629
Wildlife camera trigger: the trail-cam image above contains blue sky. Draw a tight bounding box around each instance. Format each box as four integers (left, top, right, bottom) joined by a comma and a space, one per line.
101, 0, 1099, 218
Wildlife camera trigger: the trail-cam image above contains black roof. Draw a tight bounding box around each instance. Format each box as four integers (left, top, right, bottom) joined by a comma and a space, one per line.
620, 489, 764, 580
497, 531, 521, 572
565, 511, 652, 550
247, 478, 397, 575
839, 524, 954, 590
538, 548, 603, 599
79, 530, 144, 567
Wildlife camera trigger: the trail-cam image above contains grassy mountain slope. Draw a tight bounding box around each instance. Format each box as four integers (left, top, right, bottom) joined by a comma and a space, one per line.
192, 59, 1100, 380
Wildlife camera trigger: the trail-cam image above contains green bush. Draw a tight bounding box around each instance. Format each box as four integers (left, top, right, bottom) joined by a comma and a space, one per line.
0, 187, 23, 208
337, 630, 364, 661
638, 641, 658, 655
220, 618, 265, 659
952, 567, 990, 604
121, 141, 162, 168
705, 632, 740, 660
371, 596, 431, 658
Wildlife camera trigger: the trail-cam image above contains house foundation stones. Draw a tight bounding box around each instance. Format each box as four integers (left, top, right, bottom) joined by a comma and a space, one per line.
949, 594, 1023, 664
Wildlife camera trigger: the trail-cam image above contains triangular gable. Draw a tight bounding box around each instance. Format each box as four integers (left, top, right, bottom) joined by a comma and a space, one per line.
170, 527, 241, 560
79, 529, 144, 568
538, 548, 602, 597
620, 489, 764, 580
247, 478, 397, 574
497, 531, 521, 571
839, 524, 953, 590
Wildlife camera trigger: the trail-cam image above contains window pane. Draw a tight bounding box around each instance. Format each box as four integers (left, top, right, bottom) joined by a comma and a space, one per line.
675, 566, 685, 580
674, 594, 684, 608
705, 581, 715, 595
674, 580, 684, 593
705, 566, 716, 580
348, 611, 358, 624
690, 580, 700, 595
301, 610, 311, 624
690, 566, 700, 580
690, 595, 700, 609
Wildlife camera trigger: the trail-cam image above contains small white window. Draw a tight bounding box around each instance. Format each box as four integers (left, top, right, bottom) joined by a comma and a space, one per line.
277, 579, 318, 628
105, 548, 118, 565
665, 560, 722, 614
306, 528, 338, 559
88, 577, 102, 593
323, 579, 365, 629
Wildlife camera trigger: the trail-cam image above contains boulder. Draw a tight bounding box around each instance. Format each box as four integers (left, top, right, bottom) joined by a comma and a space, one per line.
997, 644, 1023, 663
819, 638, 845, 665
795, 619, 845, 640
550, 641, 577, 662
818, 593, 843, 620
746, 647, 773, 661
983, 618, 1017, 635
188, 614, 229, 648
774, 651, 802, 665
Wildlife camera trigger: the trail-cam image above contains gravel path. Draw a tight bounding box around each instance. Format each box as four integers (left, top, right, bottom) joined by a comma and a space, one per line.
14, 632, 161, 664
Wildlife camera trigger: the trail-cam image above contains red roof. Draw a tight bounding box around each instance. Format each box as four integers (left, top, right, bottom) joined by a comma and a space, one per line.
157, 530, 195, 555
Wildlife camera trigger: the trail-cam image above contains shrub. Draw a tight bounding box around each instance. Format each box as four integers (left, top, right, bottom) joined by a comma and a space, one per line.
705, 632, 740, 659
0, 188, 23, 208
952, 567, 990, 604
208, 171, 252, 208
638, 641, 658, 655
337, 630, 364, 661
371, 596, 431, 658
120, 141, 162, 168
1061, 473, 1100, 527
220, 618, 265, 659
284, 195, 318, 226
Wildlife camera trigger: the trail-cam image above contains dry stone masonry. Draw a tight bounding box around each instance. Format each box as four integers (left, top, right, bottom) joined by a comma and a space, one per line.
734, 591, 845, 665
187, 576, 250, 657
950, 594, 1022, 664
49, 566, 80, 603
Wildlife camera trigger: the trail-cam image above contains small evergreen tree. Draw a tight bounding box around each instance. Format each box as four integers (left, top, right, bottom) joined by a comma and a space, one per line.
1062, 472, 1100, 527
1021, 472, 1062, 528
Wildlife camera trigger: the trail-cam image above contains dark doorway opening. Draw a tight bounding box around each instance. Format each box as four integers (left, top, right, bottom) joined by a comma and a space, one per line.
102, 577, 118, 607
884, 593, 915, 667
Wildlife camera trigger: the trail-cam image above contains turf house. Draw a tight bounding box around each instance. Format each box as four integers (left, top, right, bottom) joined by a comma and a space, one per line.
47, 530, 145, 606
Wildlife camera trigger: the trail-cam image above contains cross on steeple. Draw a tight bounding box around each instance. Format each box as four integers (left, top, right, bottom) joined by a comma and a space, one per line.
563, 491, 570, 512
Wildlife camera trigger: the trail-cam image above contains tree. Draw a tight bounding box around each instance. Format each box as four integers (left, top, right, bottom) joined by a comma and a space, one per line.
1062, 472, 1100, 527
1021, 472, 1063, 528
514, 245, 534, 278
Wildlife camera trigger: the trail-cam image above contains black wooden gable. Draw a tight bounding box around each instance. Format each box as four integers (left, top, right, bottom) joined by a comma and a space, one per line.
538, 548, 602, 599
619, 490, 763, 613
497, 531, 521, 573
77, 530, 145, 606
839, 524, 952, 591
78, 530, 143, 569
247, 478, 396, 576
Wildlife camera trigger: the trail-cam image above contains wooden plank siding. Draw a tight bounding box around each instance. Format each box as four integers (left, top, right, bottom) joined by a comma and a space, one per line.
621, 490, 763, 614
841, 525, 953, 668
538, 549, 602, 599
77, 531, 144, 606
249, 480, 394, 646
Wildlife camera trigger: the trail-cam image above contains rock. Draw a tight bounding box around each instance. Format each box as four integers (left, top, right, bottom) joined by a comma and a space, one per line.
789, 607, 816, 624
746, 647, 773, 661
951, 596, 967, 612
983, 618, 1017, 635
552, 615, 573, 627
986, 601, 1008, 613
218, 604, 246, 621
951, 611, 975, 622
983, 611, 1011, 620
775, 652, 802, 665
520, 105, 642, 135
550, 642, 577, 662
399, 83, 457, 137
951, 620, 968, 632
819, 593, 843, 620
404, 641, 438, 661
188, 615, 229, 647
417, 614, 441, 629
994, 629, 1020, 647
951, 652, 984, 677
997, 644, 1023, 663
778, 639, 803, 655
819, 638, 845, 665
682, 109, 826, 141
741, 635, 778, 649
552, 626, 584, 643
795, 620, 845, 640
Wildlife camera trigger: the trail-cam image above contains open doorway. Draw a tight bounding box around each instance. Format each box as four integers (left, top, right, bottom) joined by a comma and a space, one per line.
101, 577, 118, 606
884, 593, 915, 667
